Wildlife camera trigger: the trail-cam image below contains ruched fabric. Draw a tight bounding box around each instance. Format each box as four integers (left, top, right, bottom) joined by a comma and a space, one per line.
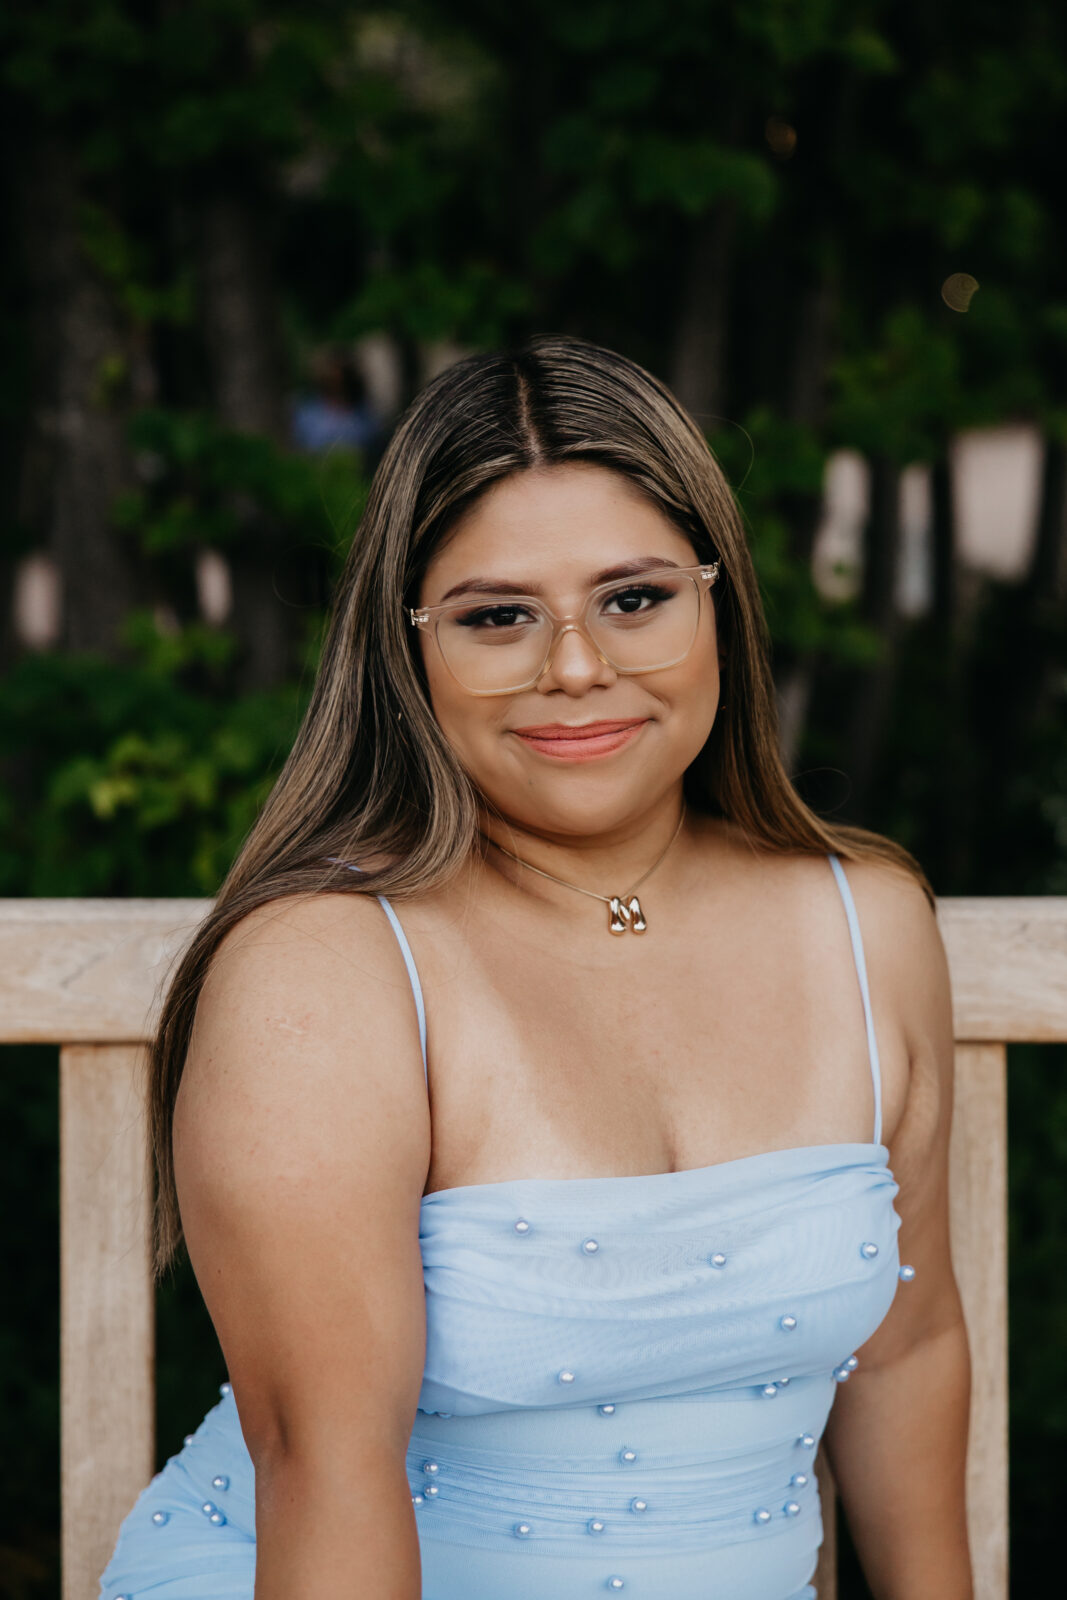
99, 853, 905, 1599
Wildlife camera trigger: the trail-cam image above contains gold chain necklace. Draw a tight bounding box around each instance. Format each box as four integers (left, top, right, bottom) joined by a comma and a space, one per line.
480, 804, 687, 936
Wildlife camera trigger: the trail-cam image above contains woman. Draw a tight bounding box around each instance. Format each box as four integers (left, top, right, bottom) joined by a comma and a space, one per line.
99, 335, 972, 1600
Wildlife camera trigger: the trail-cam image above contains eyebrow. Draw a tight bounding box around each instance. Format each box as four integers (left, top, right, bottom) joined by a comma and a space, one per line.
435, 556, 682, 605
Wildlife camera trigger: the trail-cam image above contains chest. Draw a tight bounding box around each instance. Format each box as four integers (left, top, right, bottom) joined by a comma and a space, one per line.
411, 894, 901, 1192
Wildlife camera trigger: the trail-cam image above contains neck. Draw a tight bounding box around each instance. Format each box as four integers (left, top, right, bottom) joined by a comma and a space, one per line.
477, 793, 689, 904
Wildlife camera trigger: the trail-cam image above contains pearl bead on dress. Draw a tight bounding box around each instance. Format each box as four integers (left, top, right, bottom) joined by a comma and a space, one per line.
779, 1314, 798, 1331
582, 1238, 600, 1253
899, 1263, 916, 1280
558, 1369, 576, 1384
514, 1522, 532, 1537
709, 1252, 727, 1268
598, 1403, 616, 1415
211, 1475, 229, 1491
150, 1510, 168, 1526
587, 1518, 606, 1533
860, 1241, 879, 1259
761, 1383, 779, 1397
784, 1500, 801, 1516
618, 1447, 637, 1463
514, 1218, 530, 1234
630, 1498, 647, 1513
607, 1578, 625, 1589
790, 1473, 808, 1488
798, 1433, 816, 1449
753, 1507, 772, 1524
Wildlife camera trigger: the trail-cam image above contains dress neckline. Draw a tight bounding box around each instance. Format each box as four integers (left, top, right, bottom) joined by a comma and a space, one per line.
420, 1139, 890, 1204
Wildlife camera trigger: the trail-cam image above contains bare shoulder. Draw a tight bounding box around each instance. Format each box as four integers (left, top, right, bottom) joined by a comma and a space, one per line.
173, 887, 432, 1461
179, 886, 429, 1147
830, 852, 953, 1067
178, 889, 428, 1214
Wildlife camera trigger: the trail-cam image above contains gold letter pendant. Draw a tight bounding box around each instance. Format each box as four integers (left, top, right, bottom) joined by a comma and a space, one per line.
608, 895, 648, 935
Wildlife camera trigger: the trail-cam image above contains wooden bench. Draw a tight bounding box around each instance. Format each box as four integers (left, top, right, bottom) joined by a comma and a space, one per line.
3, 893, 1065, 1600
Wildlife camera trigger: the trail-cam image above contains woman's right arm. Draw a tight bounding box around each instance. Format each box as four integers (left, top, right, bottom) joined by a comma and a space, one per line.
172, 889, 433, 1600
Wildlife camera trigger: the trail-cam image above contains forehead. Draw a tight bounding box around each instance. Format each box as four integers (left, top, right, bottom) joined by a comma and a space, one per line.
424, 463, 695, 583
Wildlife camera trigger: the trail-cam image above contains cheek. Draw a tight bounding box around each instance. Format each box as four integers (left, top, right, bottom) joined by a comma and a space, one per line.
670, 624, 720, 701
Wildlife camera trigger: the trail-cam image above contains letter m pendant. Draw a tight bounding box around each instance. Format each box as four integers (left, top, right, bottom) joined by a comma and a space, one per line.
608, 894, 648, 935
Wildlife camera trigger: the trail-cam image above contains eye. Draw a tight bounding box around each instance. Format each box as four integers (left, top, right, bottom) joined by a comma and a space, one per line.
600, 582, 676, 617
452, 601, 539, 630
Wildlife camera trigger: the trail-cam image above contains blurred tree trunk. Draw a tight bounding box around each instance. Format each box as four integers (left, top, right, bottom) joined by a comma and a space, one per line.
1029, 436, 1067, 607
13, 130, 142, 658
929, 453, 957, 630
669, 200, 737, 426
776, 262, 840, 769
925, 448, 974, 886
1011, 433, 1067, 734
193, 184, 293, 691
846, 453, 902, 812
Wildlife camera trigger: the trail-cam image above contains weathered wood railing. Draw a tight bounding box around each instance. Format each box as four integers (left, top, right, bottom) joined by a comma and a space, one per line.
3, 893, 1066, 1600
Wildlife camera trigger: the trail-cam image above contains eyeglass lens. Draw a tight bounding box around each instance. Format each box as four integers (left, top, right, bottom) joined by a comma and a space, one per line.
435, 573, 702, 693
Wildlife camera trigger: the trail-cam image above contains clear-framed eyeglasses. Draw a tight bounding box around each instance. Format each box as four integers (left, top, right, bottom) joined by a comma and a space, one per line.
407, 560, 721, 696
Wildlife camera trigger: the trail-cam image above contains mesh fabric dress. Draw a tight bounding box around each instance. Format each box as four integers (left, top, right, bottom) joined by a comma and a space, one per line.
99, 852, 910, 1600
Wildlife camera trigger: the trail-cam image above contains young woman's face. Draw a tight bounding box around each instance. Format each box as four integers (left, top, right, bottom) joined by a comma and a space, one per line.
414, 462, 723, 839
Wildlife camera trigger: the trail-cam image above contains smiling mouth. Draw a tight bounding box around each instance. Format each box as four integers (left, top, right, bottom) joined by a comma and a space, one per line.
513, 720, 646, 739
511, 719, 649, 760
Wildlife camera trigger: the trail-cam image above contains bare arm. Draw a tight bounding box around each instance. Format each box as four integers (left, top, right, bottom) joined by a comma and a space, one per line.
173, 889, 432, 1600
822, 866, 973, 1600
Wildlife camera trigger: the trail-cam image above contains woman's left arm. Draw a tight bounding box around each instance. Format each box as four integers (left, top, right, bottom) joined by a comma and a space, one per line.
821, 862, 974, 1600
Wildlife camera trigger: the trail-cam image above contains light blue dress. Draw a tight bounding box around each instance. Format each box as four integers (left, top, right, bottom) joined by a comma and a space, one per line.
99, 852, 911, 1599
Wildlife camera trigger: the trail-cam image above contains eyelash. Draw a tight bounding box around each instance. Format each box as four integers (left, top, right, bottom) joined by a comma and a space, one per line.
455, 583, 674, 628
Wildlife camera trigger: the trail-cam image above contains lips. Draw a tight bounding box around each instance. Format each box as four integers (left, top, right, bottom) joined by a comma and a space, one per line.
511, 718, 650, 761
512, 720, 646, 740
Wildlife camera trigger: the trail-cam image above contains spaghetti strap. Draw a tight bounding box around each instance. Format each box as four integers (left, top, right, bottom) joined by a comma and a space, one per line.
826, 853, 883, 1146
374, 894, 429, 1085
324, 858, 429, 1087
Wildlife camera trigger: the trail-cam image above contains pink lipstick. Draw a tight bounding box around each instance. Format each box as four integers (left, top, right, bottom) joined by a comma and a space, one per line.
512, 719, 648, 761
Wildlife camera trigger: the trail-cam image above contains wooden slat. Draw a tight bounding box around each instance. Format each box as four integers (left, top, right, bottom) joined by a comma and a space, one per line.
948, 1042, 1010, 1600
936, 896, 1067, 1041
1, 895, 1066, 1042
813, 1042, 1009, 1599
60, 1044, 155, 1600
0, 899, 209, 1042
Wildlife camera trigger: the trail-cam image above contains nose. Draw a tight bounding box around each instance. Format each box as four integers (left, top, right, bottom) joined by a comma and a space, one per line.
535, 621, 618, 695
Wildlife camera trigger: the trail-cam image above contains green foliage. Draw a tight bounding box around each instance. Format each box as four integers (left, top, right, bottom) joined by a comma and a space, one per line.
0, 632, 309, 898
116, 406, 368, 560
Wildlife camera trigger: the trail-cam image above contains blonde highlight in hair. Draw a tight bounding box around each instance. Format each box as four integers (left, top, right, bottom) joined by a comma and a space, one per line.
148, 333, 932, 1277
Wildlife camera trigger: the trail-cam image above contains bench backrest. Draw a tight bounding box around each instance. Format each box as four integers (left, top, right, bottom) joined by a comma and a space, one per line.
4, 893, 1065, 1600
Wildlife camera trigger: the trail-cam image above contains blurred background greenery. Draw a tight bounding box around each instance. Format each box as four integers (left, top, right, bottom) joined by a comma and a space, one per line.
1, 2, 1064, 1596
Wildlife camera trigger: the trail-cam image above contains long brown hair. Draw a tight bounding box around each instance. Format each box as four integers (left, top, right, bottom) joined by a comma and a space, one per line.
148, 333, 932, 1278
